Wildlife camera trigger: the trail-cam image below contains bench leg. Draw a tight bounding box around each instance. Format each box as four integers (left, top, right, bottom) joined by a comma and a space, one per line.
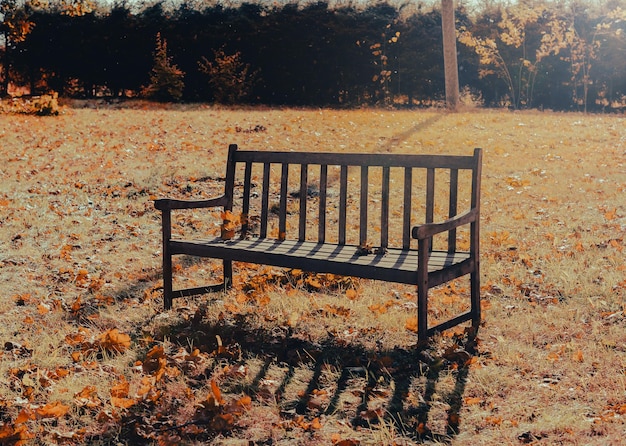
163, 250, 173, 310
417, 284, 428, 342
417, 240, 429, 342
223, 260, 233, 290
470, 269, 481, 332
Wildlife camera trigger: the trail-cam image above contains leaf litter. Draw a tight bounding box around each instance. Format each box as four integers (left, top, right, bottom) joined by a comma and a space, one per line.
0, 105, 625, 444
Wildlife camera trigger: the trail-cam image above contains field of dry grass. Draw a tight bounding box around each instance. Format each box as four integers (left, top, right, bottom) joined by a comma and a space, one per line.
1, 101, 625, 445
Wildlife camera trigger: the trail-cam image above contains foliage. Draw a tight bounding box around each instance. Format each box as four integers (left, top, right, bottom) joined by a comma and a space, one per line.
538, 5, 626, 112
0, 90, 60, 114
142, 32, 185, 102
458, 4, 550, 109
2, 0, 626, 110
198, 47, 257, 104
32, 90, 59, 114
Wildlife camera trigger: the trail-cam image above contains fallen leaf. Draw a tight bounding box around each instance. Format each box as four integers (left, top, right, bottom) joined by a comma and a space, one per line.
36, 401, 70, 419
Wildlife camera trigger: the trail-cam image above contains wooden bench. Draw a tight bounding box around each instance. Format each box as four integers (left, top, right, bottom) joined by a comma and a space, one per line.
154, 144, 482, 341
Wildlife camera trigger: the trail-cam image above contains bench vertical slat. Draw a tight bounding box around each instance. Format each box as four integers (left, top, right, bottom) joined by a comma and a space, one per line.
402, 167, 412, 250
360, 165, 368, 246
339, 165, 348, 244
241, 162, 253, 238
318, 164, 328, 243
299, 164, 308, 241
260, 163, 271, 238
426, 168, 435, 252
380, 166, 390, 249
279, 163, 289, 239
448, 168, 459, 252
426, 168, 435, 224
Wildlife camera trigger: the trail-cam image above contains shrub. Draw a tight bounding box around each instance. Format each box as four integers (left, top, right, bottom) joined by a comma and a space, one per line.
33, 92, 61, 116
143, 33, 185, 102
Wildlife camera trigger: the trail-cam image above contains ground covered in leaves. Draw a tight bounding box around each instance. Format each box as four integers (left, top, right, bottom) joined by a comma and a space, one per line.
1, 101, 625, 445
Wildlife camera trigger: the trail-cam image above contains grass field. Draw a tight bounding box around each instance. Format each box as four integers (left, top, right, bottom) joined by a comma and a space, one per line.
1, 102, 625, 445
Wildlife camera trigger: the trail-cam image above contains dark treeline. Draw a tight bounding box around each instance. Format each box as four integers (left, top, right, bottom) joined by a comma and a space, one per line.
2, 0, 626, 111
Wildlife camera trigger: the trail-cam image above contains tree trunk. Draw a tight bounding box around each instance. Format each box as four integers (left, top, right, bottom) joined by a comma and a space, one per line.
441, 0, 459, 111
1, 30, 9, 97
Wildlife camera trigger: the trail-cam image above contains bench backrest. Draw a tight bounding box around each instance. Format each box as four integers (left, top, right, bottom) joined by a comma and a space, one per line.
223, 144, 482, 252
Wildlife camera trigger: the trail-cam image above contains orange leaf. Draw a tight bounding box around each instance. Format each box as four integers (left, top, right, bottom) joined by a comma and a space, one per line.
110, 396, 137, 409
37, 303, 50, 315
405, 316, 418, 333
464, 396, 482, 406
36, 401, 69, 419
98, 328, 131, 353
211, 379, 224, 405
305, 276, 322, 290
237, 395, 252, 407
572, 350, 584, 363
0, 423, 34, 445
110, 379, 130, 398
74, 385, 102, 409
15, 409, 34, 424
345, 289, 358, 300
485, 416, 502, 426
604, 208, 618, 220
75, 386, 97, 399
310, 417, 322, 430
210, 413, 234, 431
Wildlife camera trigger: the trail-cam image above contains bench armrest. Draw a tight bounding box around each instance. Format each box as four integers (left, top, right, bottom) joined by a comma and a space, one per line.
412, 208, 478, 240
154, 196, 228, 211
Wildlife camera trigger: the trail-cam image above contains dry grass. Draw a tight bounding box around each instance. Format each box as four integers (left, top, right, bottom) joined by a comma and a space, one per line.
1, 101, 625, 445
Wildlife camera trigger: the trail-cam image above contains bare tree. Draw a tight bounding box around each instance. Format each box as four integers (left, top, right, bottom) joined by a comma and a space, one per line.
441, 0, 459, 110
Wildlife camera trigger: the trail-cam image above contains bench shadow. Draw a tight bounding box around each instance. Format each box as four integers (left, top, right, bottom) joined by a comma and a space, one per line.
382, 113, 445, 152
158, 310, 476, 444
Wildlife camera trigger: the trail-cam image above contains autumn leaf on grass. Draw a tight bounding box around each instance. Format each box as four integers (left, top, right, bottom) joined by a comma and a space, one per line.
572, 350, 584, 363
74, 385, 102, 409
0, 423, 34, 445
345, 288, 358, 300
97, 328, 131, 354
111, 396, 137, 409
405, 316, 418, 333
36, 401, 70, 419
464, 396, 482, 406
210, 379, 225, 406
331, 435, 360, 446
603, 207, 619, 221
210, 413, 235, 431
110, 378, 137, 409
305, 275, 323, 290
15, 409, 35, 424
141, 345, 168, 380
293, 415, 322, 431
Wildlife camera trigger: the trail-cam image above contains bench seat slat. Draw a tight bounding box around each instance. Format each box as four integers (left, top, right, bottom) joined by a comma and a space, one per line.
169, 237, 471, 285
